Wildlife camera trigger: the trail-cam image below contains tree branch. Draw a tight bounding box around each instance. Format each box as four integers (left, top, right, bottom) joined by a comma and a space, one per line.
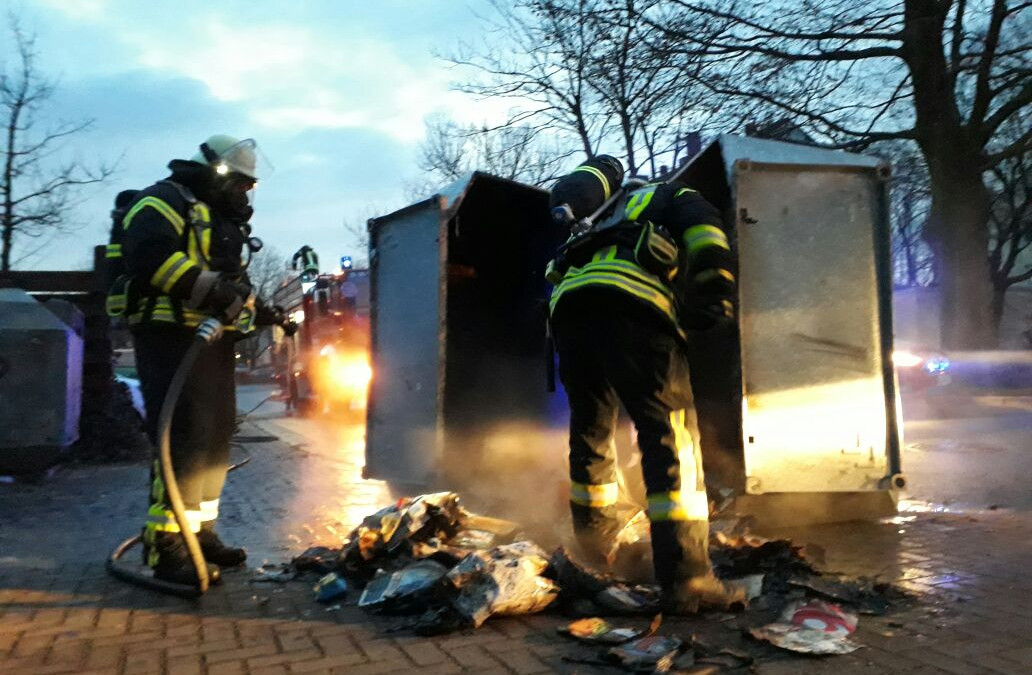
979, 79, 1032, 141
982, 125, 1032, 168
969, 0, 1009, 127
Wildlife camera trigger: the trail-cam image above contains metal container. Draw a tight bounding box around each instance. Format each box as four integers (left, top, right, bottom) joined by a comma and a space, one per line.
678, 135, 901, 524
365, 172, 557, 493
368, 137, 902, 525
0, 288, 84, 472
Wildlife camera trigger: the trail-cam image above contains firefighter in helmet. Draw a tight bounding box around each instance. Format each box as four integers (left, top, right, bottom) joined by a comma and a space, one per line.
292, 245, 319, 282
548, 155, 743, 613
108, 134, 289, 584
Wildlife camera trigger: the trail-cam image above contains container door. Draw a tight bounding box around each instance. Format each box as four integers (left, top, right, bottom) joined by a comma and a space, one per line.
736, 164, 888, 493
366, 201, 446, 485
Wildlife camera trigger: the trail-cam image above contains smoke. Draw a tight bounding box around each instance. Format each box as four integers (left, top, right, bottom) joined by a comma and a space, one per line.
438, 422, 571, 548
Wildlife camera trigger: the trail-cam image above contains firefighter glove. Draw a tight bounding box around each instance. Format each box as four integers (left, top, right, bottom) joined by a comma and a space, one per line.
201, 278, 254, 323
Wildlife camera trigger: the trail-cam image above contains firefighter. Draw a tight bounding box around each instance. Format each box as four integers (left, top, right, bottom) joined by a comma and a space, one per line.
292, 245, 319, 281
548, 155, 743, 613
112, 134, 286, 584
105, 190, 139, 287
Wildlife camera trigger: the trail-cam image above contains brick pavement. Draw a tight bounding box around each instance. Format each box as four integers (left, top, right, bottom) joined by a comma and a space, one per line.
2, 405, 1032, 674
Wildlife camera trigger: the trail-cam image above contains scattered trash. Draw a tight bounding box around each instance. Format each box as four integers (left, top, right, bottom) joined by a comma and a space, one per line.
788, 574, 907, 615
607, 635, 683, 672
449, 529, 496, 550
250, 563, 297, 583
693, 647, 753, 670
286, 488, 902, 659
313, 572, 349, 603
292, 546, 340, 575
460, 514, 521, 543
547, 547, 610, 608
446, 542, 559, 628
338, 492, 464, 580
595, 583, 662, 615
710, 533, 814, 581
358, 560, 450, 613
726, 574, 764, 602
557, 614, 660, 645
671, 651, 696, 671
611, 510, 653, 578
749, 599, 860, 654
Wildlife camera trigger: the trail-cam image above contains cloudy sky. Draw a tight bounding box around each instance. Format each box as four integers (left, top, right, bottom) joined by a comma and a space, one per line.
1, 0, 511, 271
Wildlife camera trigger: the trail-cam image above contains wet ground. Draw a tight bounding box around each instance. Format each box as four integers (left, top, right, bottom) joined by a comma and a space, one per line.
1, 384, 1031, 673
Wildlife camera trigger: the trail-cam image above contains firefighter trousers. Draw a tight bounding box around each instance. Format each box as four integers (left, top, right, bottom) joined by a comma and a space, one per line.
133, 326, 236, 549
552, 289, 711, 586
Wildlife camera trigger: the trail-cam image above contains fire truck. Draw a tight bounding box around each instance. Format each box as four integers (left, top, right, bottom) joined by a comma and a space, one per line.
272, 258, 371, 417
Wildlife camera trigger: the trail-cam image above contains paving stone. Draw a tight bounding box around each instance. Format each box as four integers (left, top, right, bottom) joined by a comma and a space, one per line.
3, 416, 1032, 675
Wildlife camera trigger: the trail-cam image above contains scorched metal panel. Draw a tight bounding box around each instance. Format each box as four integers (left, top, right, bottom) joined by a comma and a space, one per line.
736, 163, 889, 493
366, 200, 446, 484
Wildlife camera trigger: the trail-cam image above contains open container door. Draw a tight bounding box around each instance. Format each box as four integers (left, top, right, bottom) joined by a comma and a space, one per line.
678, 135, 902, 524
365, 197, 448, 487
734, 159, 895, 493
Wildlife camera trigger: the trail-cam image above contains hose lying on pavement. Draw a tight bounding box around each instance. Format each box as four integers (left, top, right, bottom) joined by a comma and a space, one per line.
106, 318, 235, 599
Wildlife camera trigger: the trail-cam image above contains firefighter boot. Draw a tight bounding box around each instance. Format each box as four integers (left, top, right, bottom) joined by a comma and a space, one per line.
662, 573, 747, 614
197, 523, 247, 568
571, 504, 621, 570
653, 520, 746, 614
149, 532, 222, 586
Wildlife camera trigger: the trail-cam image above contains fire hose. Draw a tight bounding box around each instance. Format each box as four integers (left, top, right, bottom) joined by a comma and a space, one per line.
106, 317, 237, 598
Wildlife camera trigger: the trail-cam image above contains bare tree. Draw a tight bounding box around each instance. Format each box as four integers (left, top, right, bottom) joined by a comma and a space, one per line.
447, 0, 604, 156
884, 143, 936, 288
415, 114, 570, 190
247, 245, 290, 300
0, 16, 115, 271
445, 0, 719, 175
650, 0, 1031, 348
987, 109, 1032, 324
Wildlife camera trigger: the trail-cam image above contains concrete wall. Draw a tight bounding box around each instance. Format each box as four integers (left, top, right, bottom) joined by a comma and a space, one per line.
894, 286, 1032, 349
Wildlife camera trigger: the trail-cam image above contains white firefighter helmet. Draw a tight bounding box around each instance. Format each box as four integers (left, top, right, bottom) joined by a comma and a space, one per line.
191, 134, 272, 180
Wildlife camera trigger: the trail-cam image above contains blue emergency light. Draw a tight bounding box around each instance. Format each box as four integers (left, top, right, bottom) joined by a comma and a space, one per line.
341, 256, 353, 270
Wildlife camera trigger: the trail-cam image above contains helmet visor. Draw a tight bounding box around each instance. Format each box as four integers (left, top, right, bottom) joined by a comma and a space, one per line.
212, 139, 274, 181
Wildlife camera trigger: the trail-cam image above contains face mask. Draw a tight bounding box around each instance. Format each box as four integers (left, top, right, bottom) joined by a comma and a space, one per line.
213, 174, 256, 221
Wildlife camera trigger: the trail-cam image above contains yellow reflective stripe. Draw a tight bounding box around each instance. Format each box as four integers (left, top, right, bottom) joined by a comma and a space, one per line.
146, 504, 203, 533
647, 490, 709, 522
124, 196, 185, 235
671, 409, 691, 455
188, 228, 199, 262
683, 224, 729, 255
105, 243, 122, 259
675, 187, 697, 197
150, 252, 197, 293
106, 294, 127, 316
624, 185, 658, 221
552, 273, 676, 323
570, 482, 619, 507
191, 202, 211, 224
693, 268, 735, 285
590, 245, 619, 263
570, 259, 672, 295
573, 165, 611, 199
